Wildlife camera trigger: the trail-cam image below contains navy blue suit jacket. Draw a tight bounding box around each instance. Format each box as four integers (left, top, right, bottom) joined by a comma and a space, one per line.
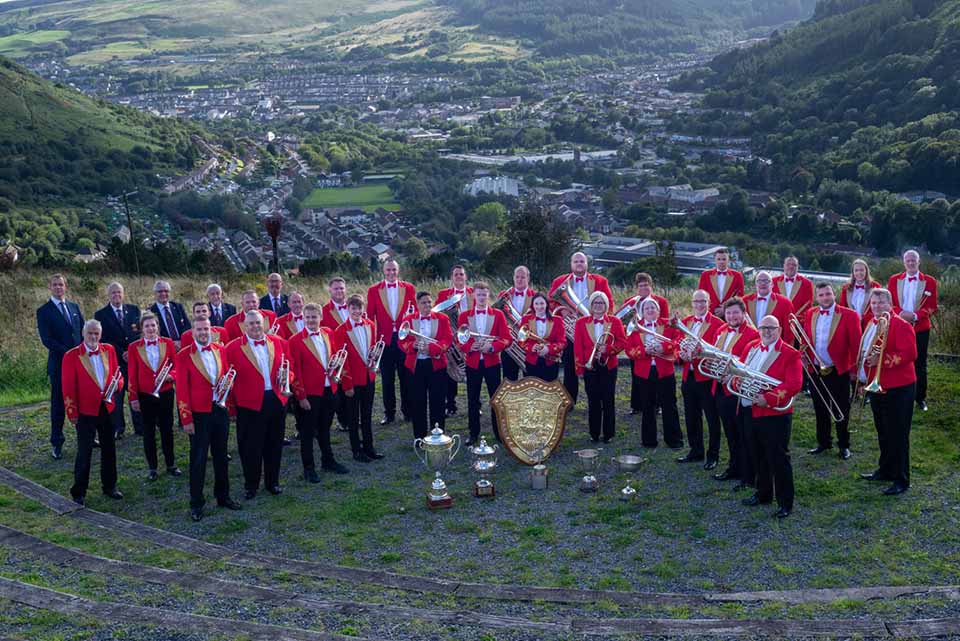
260, 293, 289, 317
37, 299, 84, 374
94, 304, 141, 365
149, 301, 190, 340
209, 302, 236, 327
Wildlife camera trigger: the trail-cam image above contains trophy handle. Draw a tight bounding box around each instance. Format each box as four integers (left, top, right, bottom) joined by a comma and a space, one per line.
413, 439, 428, 467
449, 434, 461, 463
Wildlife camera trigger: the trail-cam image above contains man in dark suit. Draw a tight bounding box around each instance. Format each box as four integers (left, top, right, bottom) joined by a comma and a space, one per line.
206, 283, 236, 328
259, 272, 289, 317
36, 273, 84, 459
148, 280, 190, 350
94, 281, 142, 439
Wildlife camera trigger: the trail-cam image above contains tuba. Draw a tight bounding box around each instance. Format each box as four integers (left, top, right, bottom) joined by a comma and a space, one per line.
150, 358, 174, 398
214, 366, 236, 409
788, 313, 844, 422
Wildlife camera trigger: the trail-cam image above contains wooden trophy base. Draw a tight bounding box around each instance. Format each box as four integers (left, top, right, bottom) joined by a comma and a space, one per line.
473, 482, 495, 498
427, 495, 453, 509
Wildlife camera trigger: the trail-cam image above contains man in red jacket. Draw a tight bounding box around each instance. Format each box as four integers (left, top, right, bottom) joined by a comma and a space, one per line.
802, 282, 862, 460
366, 259, 417, 425
225, 310, 291, 500
698, 248, 744, 318
458, 282, 512, 445
333, 295, 383, 462
858, 288, 918, 496
400, 291, 454, 439
496, 265, 537, 382
289, 303, 349, 481
435, 265, 473, 416
743, 271, 794, 343
180, 302, 229, 348
734, 315, 803, 518
62, 319, 124, 505
276, 291, 306, 340
887, 249, 938, 412
320, 277, 352, 432
225, 290, 276, 342
176, 316, 241, 522
773, 256, 814, 320
548, 252, 614, 405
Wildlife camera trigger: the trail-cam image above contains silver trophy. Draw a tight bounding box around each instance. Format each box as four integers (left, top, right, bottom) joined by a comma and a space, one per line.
414, 424, 461, 509
530, 444, 549, 490
620, 479, 637, 501
574, 448, 602, 492
470, 438, 499, 497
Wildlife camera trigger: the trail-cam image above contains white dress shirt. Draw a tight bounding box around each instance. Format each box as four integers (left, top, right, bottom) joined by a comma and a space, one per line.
592, 317, 605, 341
783, 278, 795, 299
386, 281, 399, 318
740, 344, 770, 407
754, 295, 770, 323
716, 272, 727, 298
417, 317, 432, 360
858, 322, 878, 383
851, 284, 866, 317
292, 315, 304, 333
248, 336, 272, 391
352, 322, 369, 361
644, 320, 658, 367
144, 339, 160, 371
535, 317, 547, 338
511, 289, 526, 316
722, 329, 737, 351
334, 302, 350, 323
901, 274, 919, 313
198, 345, 219, 398
814, 306, 835, 367
572, 275, 588, 305
88, 346, 105, 389
475, 307, 490, 335
454, 289, 469, 312
310, 332, 332, 387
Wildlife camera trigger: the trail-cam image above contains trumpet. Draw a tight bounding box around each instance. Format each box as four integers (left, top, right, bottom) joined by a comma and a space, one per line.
787, 313, 844, 422
150, 358, 174, 398
214, 366, 236, 409
277, 354, 292, 396
328, 346, 348, 384
585, 331, 614, 370
103, 366, 121, 401
367, 337, 385, 372
725, 358, 793, 411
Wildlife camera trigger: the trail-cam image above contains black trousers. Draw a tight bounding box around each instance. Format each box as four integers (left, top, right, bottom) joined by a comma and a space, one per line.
583, 366, 617, 441
411, 360, 446, 439
813, 369, 852, 450
869, 383, 914, 487
466, 361, 502, 440
682, 374, 720, 459
915, 330, 929, 403
630, 374, 641, 412
49, 365, 65, 448
636, 368, 682, 448
445, 373, 460, 412
140, 389, 176, 471
753, 413, 794, 510
345, 383, 375, 454
525, 357, 559, 382
297, 390, 338, 471
111, 361, 143, 437
235, 391, 285, 492
502, 355, 521, 382
188, 407, 230, 509
334, 388, 349, 427
380, 333, 411, 420
716, 392, 740, 477
736, 405, 755, 487
562, 340, 579, 404
71, 404, 117, 499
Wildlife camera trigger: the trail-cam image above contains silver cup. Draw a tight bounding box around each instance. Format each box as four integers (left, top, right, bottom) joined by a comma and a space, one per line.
574, 448, 602, 492
414, 425, 461, 508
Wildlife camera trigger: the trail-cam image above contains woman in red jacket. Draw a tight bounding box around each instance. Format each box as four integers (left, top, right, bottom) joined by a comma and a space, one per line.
518, 294, 565, 381
574, 292, 626, 443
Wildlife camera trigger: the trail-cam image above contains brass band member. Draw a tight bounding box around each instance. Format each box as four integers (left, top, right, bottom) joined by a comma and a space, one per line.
333, 295, 384, 462
367, 259, 417, 425
62, 319, 124, 505
858, 289, 917, 496
519, 294, 565, 381
744, 270, 794, 342
180, 301, 229, 348
698, 248, 744, 318
549, 252, 615, 405
710, 298, 759, 485
574, 292, 626, 443
773, 256, 814, 319
803, 283, 861, 460
458, 281, 512, 446
399, 291, 454, 439
225, 290, 276, 342
225, 310, 292, 499
838, 258, 880, 327
289, 303, 350, 480
733, 316, 802, 518
677, 290, 725, 468
321, 277, 352, 432
626, 297, 682, 449
497, 265, 537, 382
128, 313, 180, 480
436, 265, 473, 416
887, 250, 938, 412
176, 316, 241, 522
615, 272, 669, 415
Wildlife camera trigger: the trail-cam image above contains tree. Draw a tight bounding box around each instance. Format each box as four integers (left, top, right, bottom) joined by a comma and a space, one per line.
484, 204, 575, 286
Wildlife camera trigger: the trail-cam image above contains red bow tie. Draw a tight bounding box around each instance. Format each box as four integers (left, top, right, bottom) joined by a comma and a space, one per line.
454, 289, 464, 295
819, 309, 830, 316
201, 345, 213, 352
536, 316, 547, 321
575, 277, 584, 283
694, 317, 704, 323
476, 310, 486, 315
252, 339, 266, 347
309, 331, 321, 337
146, 340, 157, 346
293, 315, 302, 321
756, 297, 766, 302
419, 316, 431, 321
908, 276, 917, 282
717, 270, 727, 275
854, 284, 865, 289
337, 305, 347, 311
759, 345, 769, 352
593, 319, 604, 325
785, 277, 795, 282
386, 283, 397, 288
87, 349, 99, 356
353, 321, 364, 328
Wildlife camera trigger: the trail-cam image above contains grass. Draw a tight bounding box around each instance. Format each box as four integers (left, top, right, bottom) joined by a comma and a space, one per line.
302, 184, 400, 211
0, 30, 70, 57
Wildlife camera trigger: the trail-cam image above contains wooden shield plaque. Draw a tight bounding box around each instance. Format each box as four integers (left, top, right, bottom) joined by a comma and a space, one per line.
491, 377, 572, 465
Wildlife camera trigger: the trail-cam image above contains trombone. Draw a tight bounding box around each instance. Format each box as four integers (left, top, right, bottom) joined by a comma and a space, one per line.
787, 313, 844, 422
150, 358, 174, 398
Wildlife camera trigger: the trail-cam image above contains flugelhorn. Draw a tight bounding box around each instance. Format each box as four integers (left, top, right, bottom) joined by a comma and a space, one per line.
399, 320, 441, 346
150, 358, 174, 398
585, 330, 614, 370
457, 325, 498, 346
787, 313, 844, 422
214, 366, 236, 408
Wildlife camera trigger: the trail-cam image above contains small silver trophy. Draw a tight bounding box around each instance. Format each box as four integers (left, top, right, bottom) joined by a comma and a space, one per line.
470, 438, 499, 497
574, 448, 602, 492
530, 444, 548, 490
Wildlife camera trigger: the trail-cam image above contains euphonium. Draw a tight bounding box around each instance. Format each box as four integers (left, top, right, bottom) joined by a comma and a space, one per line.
670, 317, 741, 380
725, 358, 793, 411
150, 358, 174, 398
861, 311, 891, 396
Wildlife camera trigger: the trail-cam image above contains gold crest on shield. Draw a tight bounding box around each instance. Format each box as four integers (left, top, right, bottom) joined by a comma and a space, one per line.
491, 377, 572, 465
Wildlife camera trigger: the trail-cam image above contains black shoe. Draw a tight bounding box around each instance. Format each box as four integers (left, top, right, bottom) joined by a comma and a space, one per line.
267, 485, 282, 495
227, 453, 232, 461
860, 471, 888, 481
191, 507, 203, 522
167, 466, 182, 477
51, 446, 63, 460
602, 437, 612, 444
353, 452, 372, 463
147, 470, 159, 481
92, 438, 100, 449
742, 494, 761, 506
292, 433, 300, 441
244, 489, 257, 500
808, 445, 831, 455
704, 459, 718, 471
917, 400, 928, 412
713, 470, 734, 481
839, 448, 851, 460
379, 416, 395, 426
282, 438, 293, 446
322, 461, 349, 474
71, 494, 84, 507
774, 508, 791, 519
103, 489, 123, 500
217, 498, 242, 510
304, 470, 321, 483
883, 484, 908, 496
364, 450, 384, 460
445, 407, 457, 417
676, 454, 704, 463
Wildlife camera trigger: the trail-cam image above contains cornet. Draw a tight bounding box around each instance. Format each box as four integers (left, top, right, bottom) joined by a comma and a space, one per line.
214, 366, 236, 409
150, 358, 174, 398
787, 313, 844, 422
328, 346, 348, 384
367, 337, 385, 372
103, 366, 122, 401
276, 354, 292, 396
268, 318, 281, 335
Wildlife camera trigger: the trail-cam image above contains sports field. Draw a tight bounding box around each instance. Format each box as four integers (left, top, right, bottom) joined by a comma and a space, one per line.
302, 184, 400, 212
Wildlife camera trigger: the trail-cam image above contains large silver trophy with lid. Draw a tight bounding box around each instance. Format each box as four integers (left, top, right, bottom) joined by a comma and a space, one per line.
413, 424, 461, 509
